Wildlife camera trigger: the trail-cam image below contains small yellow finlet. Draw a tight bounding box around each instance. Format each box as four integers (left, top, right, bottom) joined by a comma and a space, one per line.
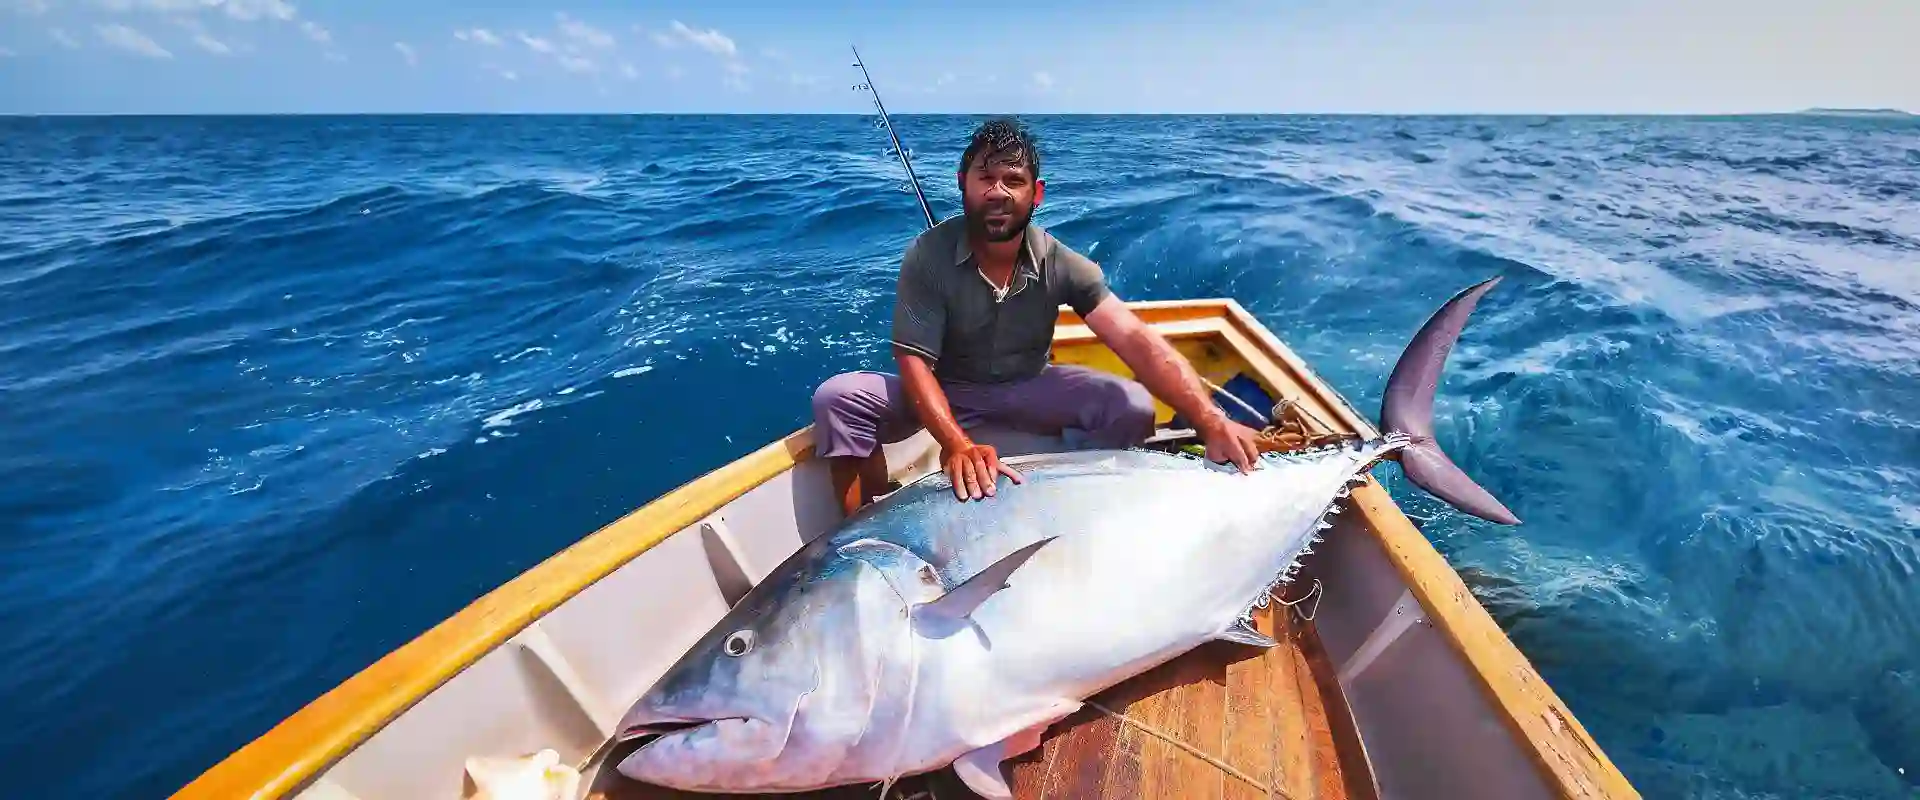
465, 748, 582, 800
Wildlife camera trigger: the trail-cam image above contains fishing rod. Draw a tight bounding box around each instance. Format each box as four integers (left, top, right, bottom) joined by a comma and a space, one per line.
851, 45, 937, 229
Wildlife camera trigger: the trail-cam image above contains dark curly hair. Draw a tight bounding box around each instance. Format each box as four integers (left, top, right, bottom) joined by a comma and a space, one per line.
958, 116, 1040, 181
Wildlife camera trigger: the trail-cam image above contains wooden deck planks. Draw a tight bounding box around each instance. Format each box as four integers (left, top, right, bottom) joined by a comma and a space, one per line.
594, 599, 1365, 800
1219, 602, 1277, 800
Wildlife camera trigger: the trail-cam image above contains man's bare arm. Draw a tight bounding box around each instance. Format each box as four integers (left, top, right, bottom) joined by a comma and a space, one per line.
1082, 296, 1261, 470
895, 347, 970, 453
895, 346, 1024, 499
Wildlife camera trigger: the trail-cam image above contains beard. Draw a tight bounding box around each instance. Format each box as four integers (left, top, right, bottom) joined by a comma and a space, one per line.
963, 196, 1033, 243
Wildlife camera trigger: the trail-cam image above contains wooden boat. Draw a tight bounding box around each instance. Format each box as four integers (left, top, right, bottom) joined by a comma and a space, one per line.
173, 300, 1641, 800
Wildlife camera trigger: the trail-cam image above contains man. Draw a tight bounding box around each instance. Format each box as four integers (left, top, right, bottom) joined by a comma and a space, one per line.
812, 117, 1262, 517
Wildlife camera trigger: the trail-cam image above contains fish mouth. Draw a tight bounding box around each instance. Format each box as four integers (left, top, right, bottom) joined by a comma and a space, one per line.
616, 714, 753, 743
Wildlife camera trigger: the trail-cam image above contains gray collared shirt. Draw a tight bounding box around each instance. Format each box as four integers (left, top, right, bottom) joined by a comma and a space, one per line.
891, 214, 1113, 384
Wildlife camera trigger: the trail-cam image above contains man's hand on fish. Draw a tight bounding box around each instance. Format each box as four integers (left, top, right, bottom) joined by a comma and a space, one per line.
1198, 411, 1263, 473
943, 440, 1024, 501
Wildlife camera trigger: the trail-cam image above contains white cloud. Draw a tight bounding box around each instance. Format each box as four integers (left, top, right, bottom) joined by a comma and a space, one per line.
220, 0, 291, 21
1032, 71, 1055, 91
785, 72, 822, 90
761, 47, 785, 61
191, 30, 231, 54
619, 61, 638, 80
171, 16, 251, 55
517, 31, 554, 54
486, 64, 517, 81
393, 40, 415, 66
555, 12, 612, 50
98, 0, 296, 22
13, 0, 50, 15
50, 27, 80, 48
642, 19, 751, 89
454, 27, 501, 46
657, 20, 734, 57
667, 64, 683, 80
299, 19, 327, 44
96, 23, 172, 58
507, 15, 624, 79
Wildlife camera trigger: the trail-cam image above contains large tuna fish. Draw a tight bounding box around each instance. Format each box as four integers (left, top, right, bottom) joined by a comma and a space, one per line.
612, 277, 1520, 798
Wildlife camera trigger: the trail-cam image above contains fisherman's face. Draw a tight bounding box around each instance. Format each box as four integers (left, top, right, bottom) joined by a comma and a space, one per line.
960, 150, 1043, 243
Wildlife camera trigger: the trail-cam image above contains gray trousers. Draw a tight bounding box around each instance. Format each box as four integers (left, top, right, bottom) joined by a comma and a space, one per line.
810, 364, 1158, 460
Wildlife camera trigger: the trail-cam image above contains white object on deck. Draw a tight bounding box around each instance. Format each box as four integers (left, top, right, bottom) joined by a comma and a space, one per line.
465, 749, 580, 800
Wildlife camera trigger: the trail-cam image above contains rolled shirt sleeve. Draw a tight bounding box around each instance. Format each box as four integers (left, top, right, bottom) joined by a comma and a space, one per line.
890, 242, 946, 362
1052, 240, 1113, 317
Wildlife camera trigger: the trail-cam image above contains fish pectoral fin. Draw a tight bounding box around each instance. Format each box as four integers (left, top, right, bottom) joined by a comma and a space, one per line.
912, 537, 1057, 634
952, 742, 1014, 800
838, 538, 943, 607
1216, 620, 1279, 648
951, 700, 1082, 800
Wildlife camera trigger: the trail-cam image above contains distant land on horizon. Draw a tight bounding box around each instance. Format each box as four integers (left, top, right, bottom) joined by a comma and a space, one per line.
1795, 107, 1916, 118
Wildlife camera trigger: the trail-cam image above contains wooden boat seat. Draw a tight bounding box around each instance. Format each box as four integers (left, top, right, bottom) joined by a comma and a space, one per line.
587, 573, 1375, 800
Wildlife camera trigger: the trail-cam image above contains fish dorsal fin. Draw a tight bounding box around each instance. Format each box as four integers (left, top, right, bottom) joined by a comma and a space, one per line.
1216, 620, 1278, 648
912, 537, 1057, 636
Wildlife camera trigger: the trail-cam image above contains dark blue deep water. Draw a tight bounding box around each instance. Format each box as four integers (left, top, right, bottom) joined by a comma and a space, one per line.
3, 114, 1917, 799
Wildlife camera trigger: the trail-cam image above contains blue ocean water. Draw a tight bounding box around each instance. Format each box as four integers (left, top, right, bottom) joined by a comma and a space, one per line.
1, 113, 1917, 799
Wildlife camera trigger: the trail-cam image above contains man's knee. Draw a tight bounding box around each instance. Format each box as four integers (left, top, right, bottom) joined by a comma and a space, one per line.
1116, 379, 1157, 429
812, 371, 906, 460
1097, 376, 1158, 441
811, 371, 878, 423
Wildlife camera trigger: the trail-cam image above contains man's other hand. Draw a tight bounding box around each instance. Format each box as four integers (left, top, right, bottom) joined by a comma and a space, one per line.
943, 441, 1025, 501
1199, 414, 1263, 473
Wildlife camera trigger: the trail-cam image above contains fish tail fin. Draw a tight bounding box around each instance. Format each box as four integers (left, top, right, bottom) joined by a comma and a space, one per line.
1378, 277, 1521, 525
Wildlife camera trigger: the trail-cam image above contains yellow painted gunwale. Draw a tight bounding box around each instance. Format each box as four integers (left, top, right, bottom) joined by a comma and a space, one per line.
171, 299, 1637, 800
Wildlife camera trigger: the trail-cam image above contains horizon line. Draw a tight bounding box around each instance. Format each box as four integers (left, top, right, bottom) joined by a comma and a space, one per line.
3, 108, 1913, 119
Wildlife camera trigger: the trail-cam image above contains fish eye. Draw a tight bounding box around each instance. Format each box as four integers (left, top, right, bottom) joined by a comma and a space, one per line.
722, 630, 755, 657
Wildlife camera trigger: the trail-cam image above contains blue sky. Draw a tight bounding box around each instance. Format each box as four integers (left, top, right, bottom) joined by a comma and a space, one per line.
2, 0, 1916, 114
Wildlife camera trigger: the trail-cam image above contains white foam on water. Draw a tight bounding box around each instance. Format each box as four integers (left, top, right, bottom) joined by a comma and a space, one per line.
480, 398, 544, 429
1263, 146, 1776, 324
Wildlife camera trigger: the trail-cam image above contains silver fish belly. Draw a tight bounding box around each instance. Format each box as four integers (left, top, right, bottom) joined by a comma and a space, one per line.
823, 440, 1402, 778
